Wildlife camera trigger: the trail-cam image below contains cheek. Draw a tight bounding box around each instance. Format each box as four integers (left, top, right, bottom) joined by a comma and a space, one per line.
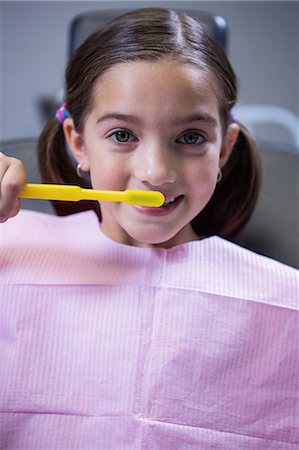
185, 156, 219, 191
88, 154, 126, 190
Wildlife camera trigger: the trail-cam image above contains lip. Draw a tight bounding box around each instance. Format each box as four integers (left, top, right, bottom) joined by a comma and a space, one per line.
132, 195, 184, 216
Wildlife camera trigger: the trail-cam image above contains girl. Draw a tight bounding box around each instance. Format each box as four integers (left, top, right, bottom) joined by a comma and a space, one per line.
0, 8, 298, 449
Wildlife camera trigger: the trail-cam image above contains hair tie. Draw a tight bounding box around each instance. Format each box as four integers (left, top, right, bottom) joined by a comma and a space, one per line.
229, 110, 238, 124
55, 103, 70, 124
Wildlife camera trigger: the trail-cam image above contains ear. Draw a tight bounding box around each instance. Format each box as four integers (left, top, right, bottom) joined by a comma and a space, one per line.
62, 118, 90, 171
219, 123, 240, 168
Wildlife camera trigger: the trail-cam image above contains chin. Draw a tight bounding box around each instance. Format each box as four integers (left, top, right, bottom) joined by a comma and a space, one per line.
133, 232, 170, 246
126, 226, 183, 248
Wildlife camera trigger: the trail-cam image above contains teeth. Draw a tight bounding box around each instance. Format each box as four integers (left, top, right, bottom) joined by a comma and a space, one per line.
164, 197, 175, 205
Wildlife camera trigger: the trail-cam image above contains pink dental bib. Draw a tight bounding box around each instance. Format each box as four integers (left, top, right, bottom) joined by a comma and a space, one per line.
0, 210, 298, 449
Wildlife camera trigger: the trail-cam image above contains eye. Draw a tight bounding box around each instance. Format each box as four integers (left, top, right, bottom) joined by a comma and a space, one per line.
108, 129, 136, 143
178, 132, 206, 145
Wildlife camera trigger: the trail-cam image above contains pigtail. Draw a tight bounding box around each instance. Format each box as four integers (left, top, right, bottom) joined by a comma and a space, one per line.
37, 118, 85, 186
191, 122, 261, 239
37, 118, 100, 217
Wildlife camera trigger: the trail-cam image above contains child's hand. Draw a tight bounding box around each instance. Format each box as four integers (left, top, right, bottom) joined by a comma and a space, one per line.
0, 152, 27, 222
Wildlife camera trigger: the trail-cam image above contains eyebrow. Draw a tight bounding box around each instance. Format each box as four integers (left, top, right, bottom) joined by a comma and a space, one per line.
96, 113, 141, 125
172, 113, 218, 127
96, 112, 218, 127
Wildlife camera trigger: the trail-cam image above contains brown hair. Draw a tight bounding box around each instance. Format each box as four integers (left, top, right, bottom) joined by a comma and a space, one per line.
38, 7, 261, 238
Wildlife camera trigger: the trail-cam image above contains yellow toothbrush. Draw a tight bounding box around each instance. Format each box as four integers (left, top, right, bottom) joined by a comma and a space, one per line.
19, 184, 165, 207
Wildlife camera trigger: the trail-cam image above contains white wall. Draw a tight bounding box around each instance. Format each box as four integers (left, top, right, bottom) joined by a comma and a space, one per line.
1, 0, 298, 144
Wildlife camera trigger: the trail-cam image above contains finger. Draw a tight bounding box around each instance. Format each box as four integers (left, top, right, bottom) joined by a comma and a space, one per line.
0, 156, 27, 220
0, 152, 10, 179
0, 198, 21, 223
0, 158, 27, 198
0, 153, 26, 185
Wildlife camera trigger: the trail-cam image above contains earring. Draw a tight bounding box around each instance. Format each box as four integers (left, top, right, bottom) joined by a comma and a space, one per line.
76, 162, 89, 179
217, 168, 223, 183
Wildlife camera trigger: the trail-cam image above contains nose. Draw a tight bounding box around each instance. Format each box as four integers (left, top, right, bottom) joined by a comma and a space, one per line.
133, 143, 177, 187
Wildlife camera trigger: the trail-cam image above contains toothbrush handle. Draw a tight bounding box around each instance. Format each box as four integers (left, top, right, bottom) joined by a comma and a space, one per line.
19, 184, 82, 201
80, 189, 125, 202
19, 184, 127, 202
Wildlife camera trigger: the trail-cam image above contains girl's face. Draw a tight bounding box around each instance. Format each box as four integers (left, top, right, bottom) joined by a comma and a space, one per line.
64, 59, 239, 248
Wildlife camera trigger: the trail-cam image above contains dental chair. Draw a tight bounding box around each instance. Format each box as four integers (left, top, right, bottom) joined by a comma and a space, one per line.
68, 8, 228, 55
1, 8, 298, 269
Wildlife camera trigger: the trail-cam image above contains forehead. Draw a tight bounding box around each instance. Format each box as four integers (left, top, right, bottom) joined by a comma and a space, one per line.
90, 59, 220, 119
